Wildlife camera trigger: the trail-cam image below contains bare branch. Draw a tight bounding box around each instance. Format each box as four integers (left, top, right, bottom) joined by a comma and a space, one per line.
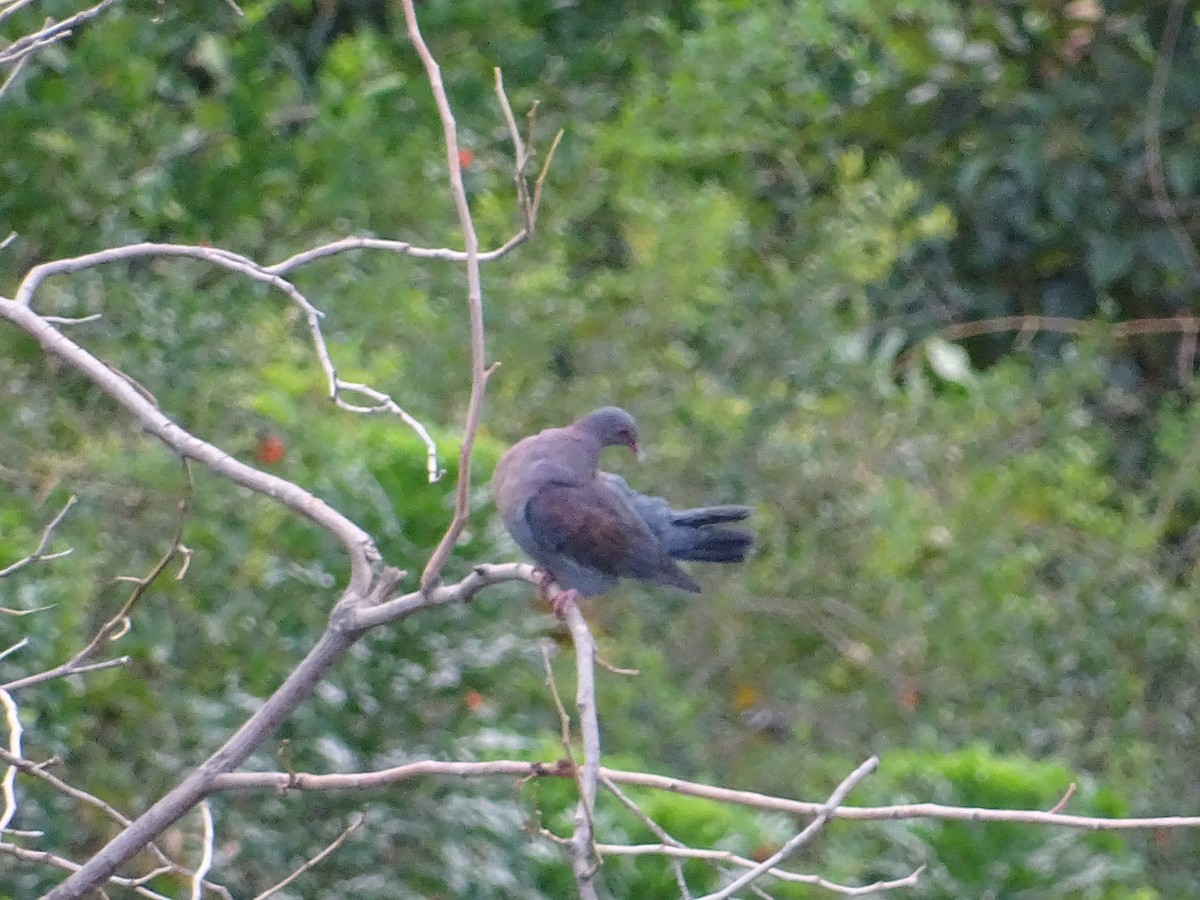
1048, 783, 1077, 815
347, 561, 533, 630
402, 0, 492, 591
190, 801, 214, 900
0, 639, 28, 661
0, 0, 38, 28
40, 313, 103, 325
0, 495, 77, 580
6, 241, 443, 483
213, 757, 1200, 831
0, 0, 119, 66
266, 234, 525, 272
250, 812, 364, 900
0, 35, 32, 102
699, 757, 879, 899
597, 845, 925, 896
898, 315, 1200, 376
0, 295, 380, 591
0, 689, 22, 834
1, 469, 190, 693
562, 602, 602, 899
39, 558, 529, 897
0, 748, 231, 897
601, 775, 691, 898
0, 841, 187, 900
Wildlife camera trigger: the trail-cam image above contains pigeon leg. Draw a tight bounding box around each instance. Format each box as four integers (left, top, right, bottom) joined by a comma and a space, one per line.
550, 588, 579, 618
533, 568, 557, 593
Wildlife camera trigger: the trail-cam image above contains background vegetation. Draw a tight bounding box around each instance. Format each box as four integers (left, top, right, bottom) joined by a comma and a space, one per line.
2, 0, 1199, 896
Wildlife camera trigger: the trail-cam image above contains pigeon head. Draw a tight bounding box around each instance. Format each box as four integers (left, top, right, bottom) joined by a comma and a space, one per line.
576, 406, 640, 455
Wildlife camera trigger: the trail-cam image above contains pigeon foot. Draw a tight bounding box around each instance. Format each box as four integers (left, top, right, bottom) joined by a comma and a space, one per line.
551, 588, 579, 619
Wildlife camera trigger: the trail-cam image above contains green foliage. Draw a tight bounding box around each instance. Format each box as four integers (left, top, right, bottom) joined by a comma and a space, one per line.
830, 748, 1152, 899
5, 0, 1200, 895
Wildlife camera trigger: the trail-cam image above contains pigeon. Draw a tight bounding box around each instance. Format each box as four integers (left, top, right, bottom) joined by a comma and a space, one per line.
492, 406, 752, 612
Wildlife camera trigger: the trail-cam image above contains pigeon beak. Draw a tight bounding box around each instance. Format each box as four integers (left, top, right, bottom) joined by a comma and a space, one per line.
630, 441, 640, 459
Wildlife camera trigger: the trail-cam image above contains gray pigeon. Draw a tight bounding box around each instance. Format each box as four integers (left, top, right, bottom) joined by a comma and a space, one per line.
492, 407, 752, 611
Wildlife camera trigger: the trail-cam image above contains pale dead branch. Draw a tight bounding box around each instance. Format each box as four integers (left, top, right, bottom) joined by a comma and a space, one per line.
0, 0, 118, 66
211, 757, 1200, 831
250, 812, 364, 900
699, 757, 879, 899
0, 495, 76, 581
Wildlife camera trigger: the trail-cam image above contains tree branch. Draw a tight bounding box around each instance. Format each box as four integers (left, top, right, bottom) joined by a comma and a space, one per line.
562, 603, 601, 899
0, 495, 76, 580
0, 0, 119, 66
699, 756, 879, 899
401, 0, 492, 592
211, 757, 1200, 831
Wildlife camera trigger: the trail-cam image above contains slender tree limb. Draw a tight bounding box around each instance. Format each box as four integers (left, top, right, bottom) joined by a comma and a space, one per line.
212, 758, 1200, 830
250, 812, 364, 900
0, 747, 226, 893
0, 639, 29, 661
2, 467, 191, 693
0, 37, 32, 103
190, 801, 214, 900
699, 757, 879, 899
1048, 782, 1077, 815
561, 602, 601, 899
39, 562, 543, 896
7, 242, 443, 483
596, 845, 924, 896
0, 295, 379, 591
0, 495, 77, 580
0, 0, 39, 29
601, 774, 692, 898
402, 0, 491, 592
0, 689, 22, 834
897, 315, 1200, 376
267, 233, 527, 272
0, 0, 118, 65
0, 842, 179, 900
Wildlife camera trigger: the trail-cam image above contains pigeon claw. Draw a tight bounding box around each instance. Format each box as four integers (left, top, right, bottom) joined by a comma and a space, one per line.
551, 588, 579, 619
533, 568, 557, 593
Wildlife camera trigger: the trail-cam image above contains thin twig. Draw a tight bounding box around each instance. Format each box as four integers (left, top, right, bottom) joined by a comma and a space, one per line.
596, 845, 924, 896
0, 841, 189, 900
541, 643, 574, 754
208, 754, 1200, 831
8, 241, 443, 483
0, 749, 169, 865
699, 757, 879, 900
0, 41, 32, 103
0, 0, 118, 65
0, 495, 77, 579
562, 601, 602, 899
0, 0, 38, 28
1, 469, 191, 693
250, 812, 364, 900
405, 0, 491, 591
0, 690, 22, 834
190, 801, 214, 900
601, 775, 691, 898
1048, 783, 1077, 815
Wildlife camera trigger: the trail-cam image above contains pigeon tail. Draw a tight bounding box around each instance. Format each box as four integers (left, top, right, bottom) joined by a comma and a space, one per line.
668, 525, 754, 564
668, 505, 752, 528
